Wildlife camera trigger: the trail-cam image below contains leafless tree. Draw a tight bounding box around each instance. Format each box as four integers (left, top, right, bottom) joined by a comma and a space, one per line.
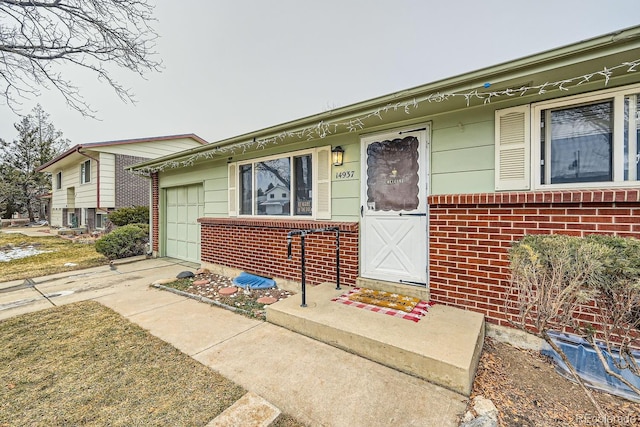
0, 0, 161, 117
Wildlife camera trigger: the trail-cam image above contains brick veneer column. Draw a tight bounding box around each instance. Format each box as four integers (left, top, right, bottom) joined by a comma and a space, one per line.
198, 218, 359, 286
151, 172, 159, 253
427, 189, 640, 327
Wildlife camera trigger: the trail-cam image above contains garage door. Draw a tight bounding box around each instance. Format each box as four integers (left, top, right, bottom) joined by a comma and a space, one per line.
165, 184, 204, 262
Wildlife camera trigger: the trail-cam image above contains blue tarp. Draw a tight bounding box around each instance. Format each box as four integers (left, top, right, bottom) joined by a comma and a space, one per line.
542, 331, 640, 402
232, 272, 276, 289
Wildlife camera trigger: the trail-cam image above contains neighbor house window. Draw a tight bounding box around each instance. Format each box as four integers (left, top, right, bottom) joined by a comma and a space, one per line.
228, 146, 331, 219
237, 150, 314, 217
96, 214, 107, 229
80, 160, 91, 184
55, 171, 62, 189
534, 85, 640, 187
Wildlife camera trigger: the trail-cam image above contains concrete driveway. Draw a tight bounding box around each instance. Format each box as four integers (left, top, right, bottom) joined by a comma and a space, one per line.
0, 257, 468, 426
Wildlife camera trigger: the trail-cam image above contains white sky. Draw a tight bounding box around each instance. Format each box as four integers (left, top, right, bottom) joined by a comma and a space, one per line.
1, 0, 639, 145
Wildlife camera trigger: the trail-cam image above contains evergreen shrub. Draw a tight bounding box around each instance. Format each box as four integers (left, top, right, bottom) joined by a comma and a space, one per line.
95, 223, 149, 260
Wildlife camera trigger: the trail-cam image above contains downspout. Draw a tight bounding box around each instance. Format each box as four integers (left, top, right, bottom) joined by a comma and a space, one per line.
77, 148, 101, 217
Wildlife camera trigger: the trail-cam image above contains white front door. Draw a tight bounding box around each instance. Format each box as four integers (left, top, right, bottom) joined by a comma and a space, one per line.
360, 126, 429, 286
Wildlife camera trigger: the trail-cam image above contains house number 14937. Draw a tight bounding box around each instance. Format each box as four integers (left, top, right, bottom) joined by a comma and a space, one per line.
335, 170, 355, 179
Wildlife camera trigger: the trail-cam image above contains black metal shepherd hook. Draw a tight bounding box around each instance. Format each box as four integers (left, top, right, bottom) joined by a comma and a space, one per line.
286, 227, 341, 307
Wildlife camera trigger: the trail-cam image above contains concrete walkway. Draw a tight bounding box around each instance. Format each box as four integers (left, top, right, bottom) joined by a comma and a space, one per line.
0, 258, 468, 426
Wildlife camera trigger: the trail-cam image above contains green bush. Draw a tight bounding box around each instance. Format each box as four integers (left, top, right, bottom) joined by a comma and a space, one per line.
509, 234, 640, 329
107, 206, 149, 226
95, 224, 149, 260
512, 234, 640, 290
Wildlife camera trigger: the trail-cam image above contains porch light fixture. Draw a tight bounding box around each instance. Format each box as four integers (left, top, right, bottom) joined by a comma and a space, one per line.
331, 146, 344, 166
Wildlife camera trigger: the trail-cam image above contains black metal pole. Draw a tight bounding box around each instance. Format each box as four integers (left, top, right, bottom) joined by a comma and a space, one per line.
300, 233, 307, 307
335, 228, 341, 290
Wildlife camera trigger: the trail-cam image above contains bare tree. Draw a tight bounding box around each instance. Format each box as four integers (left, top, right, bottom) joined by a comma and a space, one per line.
0, 0, 161, 116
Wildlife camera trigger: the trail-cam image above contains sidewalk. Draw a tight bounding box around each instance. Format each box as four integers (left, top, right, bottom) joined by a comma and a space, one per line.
0, 258, 468, 426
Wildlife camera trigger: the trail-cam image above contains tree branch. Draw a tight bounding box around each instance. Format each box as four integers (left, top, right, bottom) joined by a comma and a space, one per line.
0, 0, 161, 116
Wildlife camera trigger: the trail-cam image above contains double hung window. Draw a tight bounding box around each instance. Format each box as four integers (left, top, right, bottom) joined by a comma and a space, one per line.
534, 85, 640, 188
80, 160, 91, 184
229, 147, 331, 219
495, 84, 640, 191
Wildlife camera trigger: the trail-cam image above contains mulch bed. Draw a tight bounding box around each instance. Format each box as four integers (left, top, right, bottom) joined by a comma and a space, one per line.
471, 338, 639, 426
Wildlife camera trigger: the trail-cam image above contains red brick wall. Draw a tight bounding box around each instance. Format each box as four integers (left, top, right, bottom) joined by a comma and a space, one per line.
151, 173, 159, 253
428, 188, 640, 327
199, 218, 359, 286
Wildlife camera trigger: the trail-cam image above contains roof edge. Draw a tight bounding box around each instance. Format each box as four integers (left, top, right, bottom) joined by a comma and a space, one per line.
37, 133, 208, 172
131, 25, 640, 171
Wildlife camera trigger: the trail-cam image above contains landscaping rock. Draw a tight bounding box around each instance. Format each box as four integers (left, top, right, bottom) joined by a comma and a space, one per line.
459, 396, 498, 427
219, 286, 237, 296
176, 271, 195, 279
196, 268, 211, 275
459, 414, 497, 427
193, 279, 210, 286
473, 396, 498, 421
257, 296, 277, 305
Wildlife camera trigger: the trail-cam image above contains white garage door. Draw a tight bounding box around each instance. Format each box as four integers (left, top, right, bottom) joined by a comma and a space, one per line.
164, 184, 204, 262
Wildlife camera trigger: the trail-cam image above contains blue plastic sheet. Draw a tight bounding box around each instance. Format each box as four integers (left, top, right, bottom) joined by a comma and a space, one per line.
232, 272, 276, 289
542, 331, 640, 402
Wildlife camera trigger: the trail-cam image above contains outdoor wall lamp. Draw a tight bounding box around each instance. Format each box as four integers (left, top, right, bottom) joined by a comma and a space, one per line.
331, 146, 344, 166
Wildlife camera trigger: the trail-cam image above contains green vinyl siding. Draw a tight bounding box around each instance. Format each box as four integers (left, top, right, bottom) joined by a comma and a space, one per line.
430, 111, 495, 195
431, 145, 494, 173
330, 140, 360, 221
431, 170, 495, 195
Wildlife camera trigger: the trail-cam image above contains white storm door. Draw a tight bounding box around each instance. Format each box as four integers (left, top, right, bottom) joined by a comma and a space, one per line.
360, 126, 428, 286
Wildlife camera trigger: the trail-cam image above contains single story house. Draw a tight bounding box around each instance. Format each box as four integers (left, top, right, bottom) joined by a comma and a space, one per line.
37, 134, 207, 230
131, 26, 640, 330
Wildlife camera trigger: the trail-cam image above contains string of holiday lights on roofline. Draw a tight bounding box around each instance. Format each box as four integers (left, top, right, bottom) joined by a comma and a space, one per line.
132, 58, 640, 176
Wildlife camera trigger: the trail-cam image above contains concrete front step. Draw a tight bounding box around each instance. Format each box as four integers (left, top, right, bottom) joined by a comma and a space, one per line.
266, 282, 485, 396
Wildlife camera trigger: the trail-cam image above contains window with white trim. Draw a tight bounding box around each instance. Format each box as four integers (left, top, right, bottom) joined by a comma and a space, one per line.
80, 160, 91, 184
228, 146, 331, 219
534, 85, 640, 188
55, 171, 62, 189
495, 84, 640, 191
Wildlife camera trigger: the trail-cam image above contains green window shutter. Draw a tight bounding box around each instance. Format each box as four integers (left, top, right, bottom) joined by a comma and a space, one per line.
315, 146, 331, 219
495, 105, 531, 191
228, 162, 237, 217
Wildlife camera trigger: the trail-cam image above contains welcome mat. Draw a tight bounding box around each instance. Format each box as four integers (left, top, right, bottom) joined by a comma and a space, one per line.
331, 287, 432, 322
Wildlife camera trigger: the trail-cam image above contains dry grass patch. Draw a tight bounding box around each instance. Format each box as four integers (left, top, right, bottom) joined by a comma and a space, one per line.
0, 301, 246, 426
0, 233, 108, 282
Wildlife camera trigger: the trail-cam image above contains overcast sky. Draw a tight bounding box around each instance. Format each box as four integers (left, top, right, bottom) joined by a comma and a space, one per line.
1, 0, 639, 145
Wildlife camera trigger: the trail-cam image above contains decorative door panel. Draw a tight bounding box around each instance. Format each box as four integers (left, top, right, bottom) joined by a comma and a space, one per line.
361, 127, 428, 285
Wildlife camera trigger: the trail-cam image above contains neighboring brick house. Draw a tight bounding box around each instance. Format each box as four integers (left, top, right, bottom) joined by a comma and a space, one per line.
131, 26, 640, 330
37, 134, 207, 230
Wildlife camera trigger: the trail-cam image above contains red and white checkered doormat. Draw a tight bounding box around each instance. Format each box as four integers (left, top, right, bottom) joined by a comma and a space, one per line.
331, 287, 432, 322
